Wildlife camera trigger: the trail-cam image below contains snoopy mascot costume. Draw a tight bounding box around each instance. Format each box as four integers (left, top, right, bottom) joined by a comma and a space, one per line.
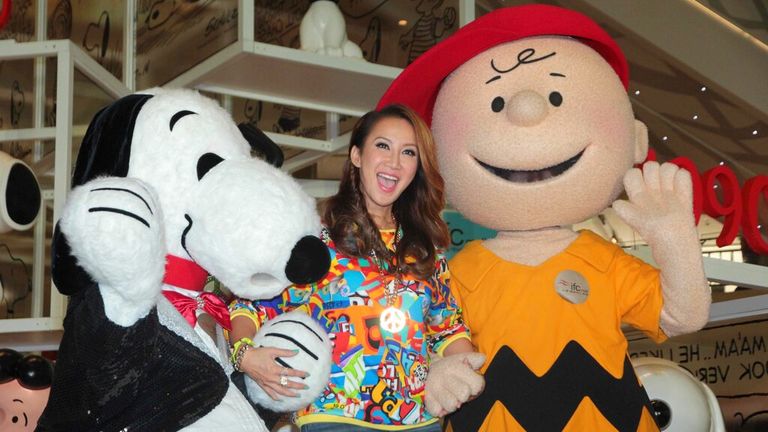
37, 88, 333, 431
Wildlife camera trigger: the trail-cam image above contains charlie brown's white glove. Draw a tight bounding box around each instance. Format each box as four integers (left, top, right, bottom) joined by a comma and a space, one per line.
424, 352, 486, 417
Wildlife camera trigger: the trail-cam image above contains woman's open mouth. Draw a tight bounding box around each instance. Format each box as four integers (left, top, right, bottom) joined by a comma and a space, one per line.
474, 149, 585, 183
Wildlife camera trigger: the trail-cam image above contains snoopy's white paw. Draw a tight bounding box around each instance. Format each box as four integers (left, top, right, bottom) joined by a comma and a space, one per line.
60, 176, 166, 324
245, 311, 332, 411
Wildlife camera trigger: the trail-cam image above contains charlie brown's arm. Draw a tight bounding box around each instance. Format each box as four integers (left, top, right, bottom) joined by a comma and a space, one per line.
612, 161, 711, 337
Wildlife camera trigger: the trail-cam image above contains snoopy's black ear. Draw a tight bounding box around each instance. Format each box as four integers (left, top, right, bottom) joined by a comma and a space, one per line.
51, 223, 97, 297
73, 94, 154, 186
238, 123, 284, 168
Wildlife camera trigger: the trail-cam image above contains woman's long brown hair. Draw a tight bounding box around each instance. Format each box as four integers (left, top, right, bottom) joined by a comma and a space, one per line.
322, 104, 449, 279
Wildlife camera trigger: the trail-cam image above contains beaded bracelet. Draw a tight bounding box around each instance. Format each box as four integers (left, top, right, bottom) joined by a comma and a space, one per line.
231, 337, 254, 372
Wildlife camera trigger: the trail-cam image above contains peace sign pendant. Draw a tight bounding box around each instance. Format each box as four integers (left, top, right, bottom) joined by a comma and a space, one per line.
380, 306, 406, 333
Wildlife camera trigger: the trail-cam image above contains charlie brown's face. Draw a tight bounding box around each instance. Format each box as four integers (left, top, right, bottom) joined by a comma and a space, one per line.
432, 36, 647, 231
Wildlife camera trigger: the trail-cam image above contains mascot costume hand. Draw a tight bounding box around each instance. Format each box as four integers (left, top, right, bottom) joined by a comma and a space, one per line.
37, 89, 332, 431
379, 5, 710, 431
424, 351, 485, 417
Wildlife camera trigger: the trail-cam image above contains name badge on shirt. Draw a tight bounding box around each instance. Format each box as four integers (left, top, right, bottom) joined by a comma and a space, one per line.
555, 270, 590, 304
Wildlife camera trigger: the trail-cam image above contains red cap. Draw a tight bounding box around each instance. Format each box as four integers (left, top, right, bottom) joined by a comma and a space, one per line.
377, 5, 628, 126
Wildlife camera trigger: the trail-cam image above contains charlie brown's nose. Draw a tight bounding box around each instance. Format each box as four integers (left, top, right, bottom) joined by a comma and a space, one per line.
505, 90, 549, 127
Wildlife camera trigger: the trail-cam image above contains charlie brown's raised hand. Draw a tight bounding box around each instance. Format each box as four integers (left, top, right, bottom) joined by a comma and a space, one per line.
612, 161, 696, 245
612, 161, 710, 337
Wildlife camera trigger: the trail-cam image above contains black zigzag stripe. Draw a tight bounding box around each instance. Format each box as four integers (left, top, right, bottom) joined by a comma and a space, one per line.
447, 342, 655, 432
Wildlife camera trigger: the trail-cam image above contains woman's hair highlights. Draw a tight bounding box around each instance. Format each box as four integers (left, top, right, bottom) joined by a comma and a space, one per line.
323, 104, 449, 279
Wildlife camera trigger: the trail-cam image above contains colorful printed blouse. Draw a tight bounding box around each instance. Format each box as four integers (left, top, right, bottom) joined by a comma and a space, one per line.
230, 228, 470, 430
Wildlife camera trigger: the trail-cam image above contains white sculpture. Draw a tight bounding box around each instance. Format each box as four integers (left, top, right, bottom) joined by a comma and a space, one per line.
632, 357, 725, 432
300, 1, 363, 59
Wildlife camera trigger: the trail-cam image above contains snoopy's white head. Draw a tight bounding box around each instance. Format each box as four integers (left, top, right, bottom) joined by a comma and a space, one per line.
63, 88, 329, 299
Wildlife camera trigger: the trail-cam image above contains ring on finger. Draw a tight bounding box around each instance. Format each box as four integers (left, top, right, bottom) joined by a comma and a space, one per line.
280, 375, 288, 386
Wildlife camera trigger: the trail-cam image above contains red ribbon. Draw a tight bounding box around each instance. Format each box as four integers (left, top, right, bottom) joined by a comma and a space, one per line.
162, 290, 232, 331
161, 255, 231, 331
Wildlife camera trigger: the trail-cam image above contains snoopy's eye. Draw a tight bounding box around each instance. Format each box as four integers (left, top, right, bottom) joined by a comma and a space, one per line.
197, 153, 224, 180
549, 91, 563, 107
491, 96, 505, 113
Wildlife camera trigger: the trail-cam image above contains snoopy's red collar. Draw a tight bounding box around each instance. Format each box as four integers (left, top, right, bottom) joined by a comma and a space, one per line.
163, 255, 208, 291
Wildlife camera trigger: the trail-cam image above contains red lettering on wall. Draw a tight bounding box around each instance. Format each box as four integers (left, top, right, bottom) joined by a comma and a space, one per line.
742, 176, 768, 254
643, 156, 767, 255
702, 166, 742, 247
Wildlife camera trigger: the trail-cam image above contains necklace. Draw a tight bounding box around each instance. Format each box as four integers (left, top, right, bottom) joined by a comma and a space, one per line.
369, 224, 407, 333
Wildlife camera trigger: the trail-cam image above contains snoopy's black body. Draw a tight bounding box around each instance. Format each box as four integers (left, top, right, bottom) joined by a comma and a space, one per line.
39, 285, 227, 431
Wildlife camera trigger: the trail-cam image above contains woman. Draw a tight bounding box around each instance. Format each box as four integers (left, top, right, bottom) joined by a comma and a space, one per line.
230, 104, 480, 431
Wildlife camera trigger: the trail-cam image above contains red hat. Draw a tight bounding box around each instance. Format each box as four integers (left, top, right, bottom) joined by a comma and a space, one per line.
377, 4, 628, 126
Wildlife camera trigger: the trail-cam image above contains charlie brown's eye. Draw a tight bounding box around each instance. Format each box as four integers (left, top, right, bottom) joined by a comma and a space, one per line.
491, 96, 505, 113
549, 91, 563, 107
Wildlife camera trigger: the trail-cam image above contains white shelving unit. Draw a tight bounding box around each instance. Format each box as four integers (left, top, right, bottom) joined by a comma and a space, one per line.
0, 39, 130, 351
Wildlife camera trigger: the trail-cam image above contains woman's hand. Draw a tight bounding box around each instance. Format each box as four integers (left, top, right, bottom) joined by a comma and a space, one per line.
239, 346, 309, 401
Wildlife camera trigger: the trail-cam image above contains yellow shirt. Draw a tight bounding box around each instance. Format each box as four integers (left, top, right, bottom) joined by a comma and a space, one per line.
446, 231, 664, 432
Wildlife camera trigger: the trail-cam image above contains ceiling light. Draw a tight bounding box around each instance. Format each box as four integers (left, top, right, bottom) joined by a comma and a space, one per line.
398, 19, 408, 26
700, 86, 707, 92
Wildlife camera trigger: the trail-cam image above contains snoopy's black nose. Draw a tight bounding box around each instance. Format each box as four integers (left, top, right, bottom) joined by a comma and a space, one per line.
285, 235, 330, 285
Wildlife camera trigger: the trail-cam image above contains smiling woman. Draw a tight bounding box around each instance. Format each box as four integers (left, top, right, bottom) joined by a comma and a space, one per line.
229, 104, 485, 431
327, 104, 446, 278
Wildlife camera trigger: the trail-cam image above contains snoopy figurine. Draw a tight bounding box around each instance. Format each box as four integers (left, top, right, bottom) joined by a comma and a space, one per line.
37, 88, 332, 431
0, 150, 41, 233
632, 357, 725, 432
300, 0, 363, 59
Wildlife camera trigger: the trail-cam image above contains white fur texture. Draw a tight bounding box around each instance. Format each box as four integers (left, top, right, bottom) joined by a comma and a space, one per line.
60, 177, 165, 326
59, 88, 325, 430
300, 1, 363, 58
184, 158, 321, 300
128, 88, 321, 300
246, 311, 332, 412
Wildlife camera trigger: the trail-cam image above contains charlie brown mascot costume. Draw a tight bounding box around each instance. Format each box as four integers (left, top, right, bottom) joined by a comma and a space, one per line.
379, 5, 711, 432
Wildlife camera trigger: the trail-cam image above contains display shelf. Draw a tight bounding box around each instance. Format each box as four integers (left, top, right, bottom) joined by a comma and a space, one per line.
629, 247, 768, 291
165, 0, 402, 118
167, 40, 400, 118
0, 319, 63, 352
